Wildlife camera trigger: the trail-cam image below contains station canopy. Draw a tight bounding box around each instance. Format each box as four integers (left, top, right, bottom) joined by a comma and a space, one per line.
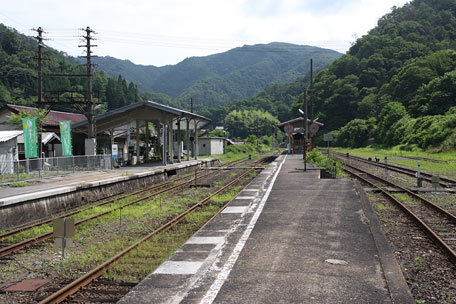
277, 117, 324, 134
72, 100, 211, 134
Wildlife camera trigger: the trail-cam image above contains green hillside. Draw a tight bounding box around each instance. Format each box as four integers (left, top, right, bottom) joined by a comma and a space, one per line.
94, 43, 342, 109
0, 24, 143, 112
312, 0, 456, 150
220, 0, 456, 151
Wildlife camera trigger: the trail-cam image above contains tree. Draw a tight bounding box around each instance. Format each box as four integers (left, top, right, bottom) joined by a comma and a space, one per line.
377, 102, 408, 144
224, 109, 279, 139
7, 108, 47, 131
410, 69, 456, 116
334, 118, 376, 147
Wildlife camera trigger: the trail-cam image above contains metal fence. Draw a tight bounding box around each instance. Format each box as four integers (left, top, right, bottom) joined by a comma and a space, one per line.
0, 155, 112, 184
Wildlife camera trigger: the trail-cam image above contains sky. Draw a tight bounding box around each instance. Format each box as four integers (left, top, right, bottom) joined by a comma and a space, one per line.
1, 0, 409, 67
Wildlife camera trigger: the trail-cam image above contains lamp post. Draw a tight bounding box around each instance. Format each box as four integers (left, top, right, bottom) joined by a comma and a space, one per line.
300, 90, 308, 171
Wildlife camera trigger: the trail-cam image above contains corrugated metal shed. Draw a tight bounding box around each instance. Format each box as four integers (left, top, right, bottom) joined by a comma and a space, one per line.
0, 131, 22, 143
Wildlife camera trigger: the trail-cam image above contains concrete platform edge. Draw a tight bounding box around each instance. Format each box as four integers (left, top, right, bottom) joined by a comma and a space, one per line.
0, 160, 205, 208
118, 157, 283, 304
355, 181, 415, 304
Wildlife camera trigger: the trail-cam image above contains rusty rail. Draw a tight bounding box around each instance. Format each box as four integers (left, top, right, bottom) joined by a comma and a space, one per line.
345, 165, 456, 264
38, 168, 257, 304
335, 152, 456, 187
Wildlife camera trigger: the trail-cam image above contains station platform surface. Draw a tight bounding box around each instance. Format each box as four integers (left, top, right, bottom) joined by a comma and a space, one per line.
119, 154, 413, 304
0, 158, 209, 206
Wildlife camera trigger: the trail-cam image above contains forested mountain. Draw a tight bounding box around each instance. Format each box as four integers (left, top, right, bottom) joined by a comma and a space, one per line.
201, 76, 307, 134
311, 0, 456, 150
220, 0, 456, 150
94, 43, 342, 110
0, 24, 141, 113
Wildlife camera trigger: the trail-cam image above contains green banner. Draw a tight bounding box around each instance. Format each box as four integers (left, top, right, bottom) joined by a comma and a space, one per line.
59, 121, 72, 156
22, 118, 38, 158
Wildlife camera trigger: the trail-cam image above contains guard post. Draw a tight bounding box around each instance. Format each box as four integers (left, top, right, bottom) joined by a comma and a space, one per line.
432, 176, 440, 192
384, 156, 388, 177
416, 160, 422, 188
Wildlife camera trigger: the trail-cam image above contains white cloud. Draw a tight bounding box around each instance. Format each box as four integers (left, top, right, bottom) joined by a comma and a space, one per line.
1, 0, 409, 66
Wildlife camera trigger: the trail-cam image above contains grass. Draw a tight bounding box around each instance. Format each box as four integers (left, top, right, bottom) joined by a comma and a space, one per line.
211, 186, 244, 203
375, 203, 393, 211
414, 256, 424, 271
0, 157, 258, 292
53, 174, 240, 276
200, 143, 281, 165
332, 147, 456, 178
332, 146, 456, 161
9, 181, 30, 187
102, 199, 233, 282
306, 150, 344, 177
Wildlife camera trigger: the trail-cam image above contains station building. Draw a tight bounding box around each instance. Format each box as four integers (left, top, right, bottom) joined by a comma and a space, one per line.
278, 117, 324, 154
0, 101, 211, 167
72, 100, 211, 166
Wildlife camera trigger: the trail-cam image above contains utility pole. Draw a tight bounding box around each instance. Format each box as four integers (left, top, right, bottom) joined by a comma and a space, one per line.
34, 27, 45, 108
190, 97, 193, 157
309, 59, 314, 152
33, 27, 48, 159
79, 26, 97, 140
303, 90, 308, 171
34, 26, 100, 156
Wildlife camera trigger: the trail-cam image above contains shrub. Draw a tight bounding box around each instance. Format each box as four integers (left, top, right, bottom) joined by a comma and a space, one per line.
306, 150, 343, 176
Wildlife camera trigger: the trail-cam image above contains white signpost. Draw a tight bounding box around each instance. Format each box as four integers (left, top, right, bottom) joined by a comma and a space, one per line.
53, 218, 75, 258
323, 133, 333, 155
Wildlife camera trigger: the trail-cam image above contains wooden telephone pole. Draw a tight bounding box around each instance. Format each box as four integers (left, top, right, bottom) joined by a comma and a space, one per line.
34, 27, 45, 108
34, 26, 99, 154
309, 59, 314, 152
79, 26, 97, 139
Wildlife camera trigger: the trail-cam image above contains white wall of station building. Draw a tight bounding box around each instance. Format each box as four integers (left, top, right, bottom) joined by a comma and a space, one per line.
198, 137, 225, 155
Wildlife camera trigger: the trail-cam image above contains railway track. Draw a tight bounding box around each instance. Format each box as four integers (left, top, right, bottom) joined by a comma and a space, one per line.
344, 163, 456, 264
35, 165, 261, 303
0, 154, 278, 303
334, 152, 456, 188
0, 157, 248, 240
0, 157, 253, 257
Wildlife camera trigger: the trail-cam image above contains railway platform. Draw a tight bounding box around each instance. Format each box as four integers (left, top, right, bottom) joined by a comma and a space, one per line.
0, 159, 206, 202
0, 158, 218, 229
119, 154, 414, 304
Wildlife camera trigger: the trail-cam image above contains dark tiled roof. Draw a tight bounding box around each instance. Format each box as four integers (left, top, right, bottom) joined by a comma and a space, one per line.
5, 104, 86, 126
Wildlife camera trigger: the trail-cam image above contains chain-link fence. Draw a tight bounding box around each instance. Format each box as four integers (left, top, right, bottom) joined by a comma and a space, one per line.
0, 155, 112, 184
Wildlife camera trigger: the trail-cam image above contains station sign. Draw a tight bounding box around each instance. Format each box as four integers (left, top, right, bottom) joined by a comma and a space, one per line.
324, 133, 333, 142
112, 144, 118, 159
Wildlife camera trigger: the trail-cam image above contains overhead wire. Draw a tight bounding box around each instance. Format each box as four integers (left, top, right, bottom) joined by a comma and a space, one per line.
1, 21, 350, 61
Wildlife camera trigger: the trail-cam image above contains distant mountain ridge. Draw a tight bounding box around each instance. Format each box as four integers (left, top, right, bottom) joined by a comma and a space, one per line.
94, 43, 342, 108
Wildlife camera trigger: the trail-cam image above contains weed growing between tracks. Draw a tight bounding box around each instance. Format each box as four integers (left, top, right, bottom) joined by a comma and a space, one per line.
57, 191, 207, 276
100, 185, 245, 282
0, 191, 143, 244
104, 203, 223, 282
0, 164, 259, 303
61, 177, 246, 277
420, 192, 456, 214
